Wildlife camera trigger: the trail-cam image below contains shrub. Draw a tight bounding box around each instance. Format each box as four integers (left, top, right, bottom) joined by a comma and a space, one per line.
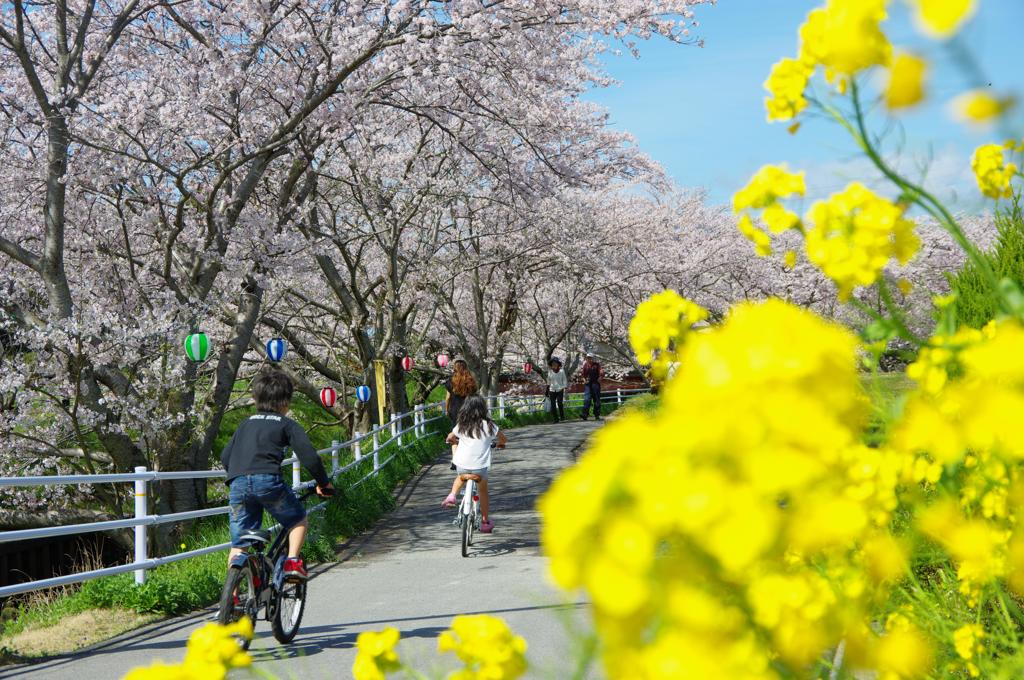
949, 196, 1024, 328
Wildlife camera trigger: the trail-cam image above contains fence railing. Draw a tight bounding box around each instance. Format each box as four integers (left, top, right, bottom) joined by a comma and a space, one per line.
0, 388, 648, 598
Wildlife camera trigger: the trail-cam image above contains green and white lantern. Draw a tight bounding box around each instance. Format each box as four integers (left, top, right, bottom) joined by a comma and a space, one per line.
184, 332, 211, 362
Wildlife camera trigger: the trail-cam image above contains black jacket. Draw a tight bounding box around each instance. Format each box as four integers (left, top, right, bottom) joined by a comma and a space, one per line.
220, 411, 330, 487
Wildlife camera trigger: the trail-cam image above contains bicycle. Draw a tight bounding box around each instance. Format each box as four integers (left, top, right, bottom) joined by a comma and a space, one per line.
216, 487, 330, 648
453, 476, 481, 557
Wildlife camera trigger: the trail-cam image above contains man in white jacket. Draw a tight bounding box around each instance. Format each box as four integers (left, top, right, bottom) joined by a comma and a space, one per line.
546, 357, 568, 423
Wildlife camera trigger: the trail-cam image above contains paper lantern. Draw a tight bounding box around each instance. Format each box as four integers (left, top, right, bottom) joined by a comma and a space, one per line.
401, 356, 414, 371
523, 361, 533, 373
320, 387, 337, 408
184, 333, 210, 362
266, 338, 286, 362
355, 385, 371, 403
437, 353, 449, 368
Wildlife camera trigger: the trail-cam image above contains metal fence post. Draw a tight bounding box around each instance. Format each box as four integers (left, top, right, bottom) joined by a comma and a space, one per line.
415, 404, 423, 438
396, 412, 404, 447
331, 439, 340, 476
292, 457, 301, 489
498, 395, 506, 419
133, 466, 148, 585
372, 426, 380, 474
617, 388, 623, 405
354, 434, 362, 461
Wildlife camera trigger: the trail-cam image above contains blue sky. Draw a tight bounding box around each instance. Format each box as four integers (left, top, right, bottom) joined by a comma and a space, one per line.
587, 0, 1024, 211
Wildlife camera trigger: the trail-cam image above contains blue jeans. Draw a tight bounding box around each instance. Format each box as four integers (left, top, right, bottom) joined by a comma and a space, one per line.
228, 474, 306, 548
582, 383, 601, 417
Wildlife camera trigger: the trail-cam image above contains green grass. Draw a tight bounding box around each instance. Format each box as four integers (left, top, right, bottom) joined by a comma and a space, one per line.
861, 371, 916, 447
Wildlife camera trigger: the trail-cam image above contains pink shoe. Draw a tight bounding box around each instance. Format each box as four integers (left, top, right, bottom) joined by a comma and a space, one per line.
442, 494, 457, 507
480, 520, 494, 533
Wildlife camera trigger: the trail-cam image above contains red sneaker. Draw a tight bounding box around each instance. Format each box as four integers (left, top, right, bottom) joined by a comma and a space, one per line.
283, 557, 308, 581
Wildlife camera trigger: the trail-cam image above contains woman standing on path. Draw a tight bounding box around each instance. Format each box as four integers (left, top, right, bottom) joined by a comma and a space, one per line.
444, 357, 477, 423
546, 357, 567, 423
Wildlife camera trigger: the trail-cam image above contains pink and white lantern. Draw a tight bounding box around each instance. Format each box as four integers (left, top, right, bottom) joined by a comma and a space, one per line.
437, 353, 450, 368
401, 356, 414, 371
523, 361, 533, 373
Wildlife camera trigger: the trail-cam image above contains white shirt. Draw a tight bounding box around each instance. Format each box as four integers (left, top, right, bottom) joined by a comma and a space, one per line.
548, 369, 568, 391
452, 422, 499, 470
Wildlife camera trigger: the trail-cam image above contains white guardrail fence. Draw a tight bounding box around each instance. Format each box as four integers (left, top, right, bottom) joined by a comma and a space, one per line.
0, 388, 647, 598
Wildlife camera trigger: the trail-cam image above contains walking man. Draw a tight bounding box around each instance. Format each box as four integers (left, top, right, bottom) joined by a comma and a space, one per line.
580, 352, 603, 421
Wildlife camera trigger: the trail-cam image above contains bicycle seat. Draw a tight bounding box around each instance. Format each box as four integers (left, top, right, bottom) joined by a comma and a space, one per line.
239, 529, 272, 545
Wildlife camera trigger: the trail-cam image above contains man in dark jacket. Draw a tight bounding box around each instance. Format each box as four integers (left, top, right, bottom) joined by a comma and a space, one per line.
221, 370, 334, 580
580, 353, 603, 421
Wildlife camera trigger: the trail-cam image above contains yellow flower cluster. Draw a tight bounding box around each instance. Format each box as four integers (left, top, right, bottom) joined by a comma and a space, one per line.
628, 290, 708, 382
805, 183, 919, 300
734, 173, 919, 301
971, 143, 1018, 200
123, 619, 252, 680
349, 615, 527, 680
541, 298, 918, 678
884, 52, 926, 110
952, 90, 1017, 125
893, 321, 1024, 612
764, 0, 892, 122
437, 614, 528, 680
353, 627, 402, 680
799, 0, 891, 77
732, 164, 805, 256
763, 58, 812, 122
953, 623, 985, 677
909, 0, 977, 38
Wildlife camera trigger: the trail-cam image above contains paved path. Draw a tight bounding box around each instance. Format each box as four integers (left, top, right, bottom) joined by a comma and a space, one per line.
5, 421, 601, 680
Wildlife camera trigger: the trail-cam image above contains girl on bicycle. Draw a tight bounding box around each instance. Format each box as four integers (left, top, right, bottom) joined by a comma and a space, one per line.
441, 395, 506, 533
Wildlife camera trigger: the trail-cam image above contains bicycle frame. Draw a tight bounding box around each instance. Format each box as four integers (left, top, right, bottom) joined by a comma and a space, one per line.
461, 478, 475, 517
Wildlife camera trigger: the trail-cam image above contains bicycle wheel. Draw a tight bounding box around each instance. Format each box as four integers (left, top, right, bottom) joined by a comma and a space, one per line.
468, 502, 476, 547
461, 507, 471, 557
218, 563, 257, 651
271, 579, 307, 643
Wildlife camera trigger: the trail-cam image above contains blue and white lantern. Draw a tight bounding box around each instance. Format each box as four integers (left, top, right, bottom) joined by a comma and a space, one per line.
266, 338, 286, 362
355, 385, 371, 403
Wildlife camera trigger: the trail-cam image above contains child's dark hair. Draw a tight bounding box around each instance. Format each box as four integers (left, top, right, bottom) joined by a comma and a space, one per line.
455, 395, 496, 439
252, 369, 294, 412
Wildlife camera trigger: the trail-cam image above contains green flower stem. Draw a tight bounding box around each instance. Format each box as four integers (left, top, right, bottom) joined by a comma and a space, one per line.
877, 277, 928, 345
845, 82, 1006, 310
848, 294, 928, 346
400, 666, 431, 680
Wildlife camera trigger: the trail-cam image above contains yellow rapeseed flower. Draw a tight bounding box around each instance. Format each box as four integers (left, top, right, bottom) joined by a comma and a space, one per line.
798, 0, 892, 76
738, 214, 773, 257
952, 90, 1017, 125
908, 0, 978, 38
438, 615, 528, 680
872, 624, 934, 680
764, 57, 812, 122
885, 53, 927, 110
733, 164, 806, 212
628, 290, 708, 382
123, 620, 253, 680
543, 296, 891, 678
803, 183, 920, 300
971, 143, 1018, 200
352, 627, 401, 680
954, 624, 985, 677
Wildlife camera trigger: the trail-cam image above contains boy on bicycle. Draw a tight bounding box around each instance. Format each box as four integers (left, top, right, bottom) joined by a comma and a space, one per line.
221, 369, 334, 580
